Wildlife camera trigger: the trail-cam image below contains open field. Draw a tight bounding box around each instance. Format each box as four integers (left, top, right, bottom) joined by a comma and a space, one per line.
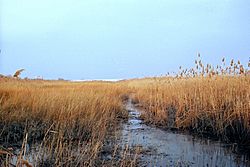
0, 59, 249, 166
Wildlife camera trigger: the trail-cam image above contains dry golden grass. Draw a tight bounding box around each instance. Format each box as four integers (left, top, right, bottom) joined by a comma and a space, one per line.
0, 79, 129, 166
0, 57, 249, 166
125, 58, 250, 146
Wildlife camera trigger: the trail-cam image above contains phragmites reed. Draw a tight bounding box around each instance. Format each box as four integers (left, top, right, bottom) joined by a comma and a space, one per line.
127, 55, 250, 146
13, 69, 25, 78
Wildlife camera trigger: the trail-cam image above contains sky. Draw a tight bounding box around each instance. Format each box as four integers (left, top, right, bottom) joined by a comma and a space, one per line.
0, 0, 249, 80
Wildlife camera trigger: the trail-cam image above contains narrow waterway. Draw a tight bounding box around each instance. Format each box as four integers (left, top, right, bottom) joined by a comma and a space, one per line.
7, 99, 250, 167
120, 99, 250, 167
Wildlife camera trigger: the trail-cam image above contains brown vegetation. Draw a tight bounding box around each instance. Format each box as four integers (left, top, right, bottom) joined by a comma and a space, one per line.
0, 57, 249, 166
13, 69, 25, 78
0, 79, 130, 166
126, 57, 250, 147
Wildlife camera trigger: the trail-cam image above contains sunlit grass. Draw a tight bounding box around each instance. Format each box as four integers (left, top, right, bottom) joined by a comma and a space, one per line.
0, 80, 129, 166
126, 57, 250, 145
0, 57, 249, 166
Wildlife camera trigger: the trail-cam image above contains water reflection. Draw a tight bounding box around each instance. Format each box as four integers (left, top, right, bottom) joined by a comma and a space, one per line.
121, 100, 250, 167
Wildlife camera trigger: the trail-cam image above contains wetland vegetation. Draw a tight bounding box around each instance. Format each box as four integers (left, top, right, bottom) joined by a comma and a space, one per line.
0, 57, 249, 166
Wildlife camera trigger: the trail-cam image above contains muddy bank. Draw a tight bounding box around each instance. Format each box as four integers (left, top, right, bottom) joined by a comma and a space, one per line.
120, 99, 250, 167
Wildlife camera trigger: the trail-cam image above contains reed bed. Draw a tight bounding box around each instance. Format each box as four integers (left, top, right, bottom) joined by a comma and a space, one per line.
0, 79, 130, 166
126, 58, 250, 146
0, 57, 249, 166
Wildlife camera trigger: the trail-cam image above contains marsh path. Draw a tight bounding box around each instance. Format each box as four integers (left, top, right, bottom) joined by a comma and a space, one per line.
120, 99, 249, 167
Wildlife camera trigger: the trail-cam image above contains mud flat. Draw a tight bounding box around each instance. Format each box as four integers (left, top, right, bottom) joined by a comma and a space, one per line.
120, 99, 250, 167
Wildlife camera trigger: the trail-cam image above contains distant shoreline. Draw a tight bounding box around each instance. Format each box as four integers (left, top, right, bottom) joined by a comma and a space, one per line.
72, 79, 123, 82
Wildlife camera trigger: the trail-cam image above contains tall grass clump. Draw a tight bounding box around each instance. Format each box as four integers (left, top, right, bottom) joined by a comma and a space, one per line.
127, 57, 250, 147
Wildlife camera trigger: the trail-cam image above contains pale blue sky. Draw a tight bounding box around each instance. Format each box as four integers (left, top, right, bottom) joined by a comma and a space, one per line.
0, 0, 249, 79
